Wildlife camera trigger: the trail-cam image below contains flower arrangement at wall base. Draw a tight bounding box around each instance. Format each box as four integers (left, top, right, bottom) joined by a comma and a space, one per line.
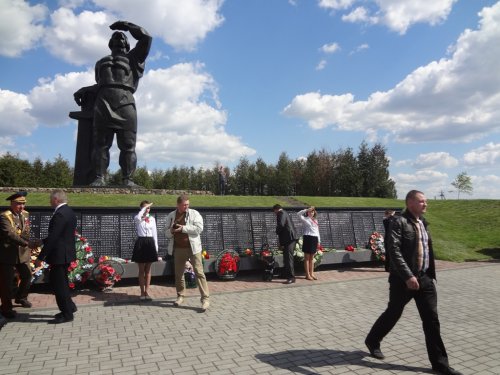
239, 248, 253, 257
91, 257, 125, 291
67, 232, 96, 289
293, 237, 326, 269
215, 250, 240, 280
30, 246, 48, 283
345, 245, 355, 252
368, 232, 386, 262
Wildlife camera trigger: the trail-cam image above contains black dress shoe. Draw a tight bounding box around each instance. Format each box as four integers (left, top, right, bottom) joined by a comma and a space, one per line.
2, 310, 17, 319
365, 340, 385, 359
15, 299, 32, 308
284, 278, 296, 284
50, 314, 74, 324
432, 366, 463, 375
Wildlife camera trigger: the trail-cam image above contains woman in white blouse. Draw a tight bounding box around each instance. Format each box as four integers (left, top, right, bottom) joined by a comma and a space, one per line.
297, 206, 320, 280
132, 201, 159, 300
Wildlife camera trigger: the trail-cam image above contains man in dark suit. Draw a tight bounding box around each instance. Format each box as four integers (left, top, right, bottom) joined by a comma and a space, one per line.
0, 191, 38, 318
36, 190, 77, 324
365, 190, 463, 375
273, 204, 298, 284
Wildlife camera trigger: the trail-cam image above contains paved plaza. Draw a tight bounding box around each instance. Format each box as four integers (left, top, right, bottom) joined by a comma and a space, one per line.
0, 261, 498, 375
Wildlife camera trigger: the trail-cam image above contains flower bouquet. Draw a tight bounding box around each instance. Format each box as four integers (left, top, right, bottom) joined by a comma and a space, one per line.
368, 231, 386, 262
345, 245, 355, 252
92, 258, 124, 291
30, 245, 48, 283
67, 232, 95, 289
215, 250, 240, 280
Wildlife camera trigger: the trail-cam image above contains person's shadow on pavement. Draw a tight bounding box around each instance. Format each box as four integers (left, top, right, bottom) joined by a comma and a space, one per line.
256, 349, 433, 374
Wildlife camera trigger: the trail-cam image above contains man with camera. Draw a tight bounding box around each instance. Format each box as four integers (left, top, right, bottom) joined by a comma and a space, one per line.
166, 194, 210, 311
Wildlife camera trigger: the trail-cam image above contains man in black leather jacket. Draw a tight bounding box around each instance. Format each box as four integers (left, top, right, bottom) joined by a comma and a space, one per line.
365, 190, 462, 375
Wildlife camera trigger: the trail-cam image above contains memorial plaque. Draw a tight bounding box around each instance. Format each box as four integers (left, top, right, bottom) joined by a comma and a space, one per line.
154, 212, 169, 257
221, 211, 253, 253
28, 207, 388, 262
201, 212, 223, 255
120, 212, 137, 260
250, 212, 279, 252
81, 213, 120, 257
316, 211, 333, 248
352, 211, 375, 248
373, 211, 385, 235
329, 211, 355, 249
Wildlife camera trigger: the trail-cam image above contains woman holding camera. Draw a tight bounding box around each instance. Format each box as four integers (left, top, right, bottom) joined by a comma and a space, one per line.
132, 200, 159, 300
297, 207, 321, 280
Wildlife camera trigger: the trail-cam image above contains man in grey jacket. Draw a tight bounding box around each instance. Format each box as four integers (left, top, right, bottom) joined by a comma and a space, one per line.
166, 194, 210, 311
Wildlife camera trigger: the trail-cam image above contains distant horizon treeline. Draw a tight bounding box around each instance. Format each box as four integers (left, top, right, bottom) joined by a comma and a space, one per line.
0, 141, 396, 198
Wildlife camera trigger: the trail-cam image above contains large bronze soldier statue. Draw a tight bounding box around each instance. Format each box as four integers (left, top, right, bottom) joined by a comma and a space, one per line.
73, 21, 152, 187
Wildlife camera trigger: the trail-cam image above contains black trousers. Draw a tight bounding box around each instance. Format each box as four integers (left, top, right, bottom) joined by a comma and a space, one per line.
49, 265, 76, 318
366, 274, 449, 369
282, 240, 296, 279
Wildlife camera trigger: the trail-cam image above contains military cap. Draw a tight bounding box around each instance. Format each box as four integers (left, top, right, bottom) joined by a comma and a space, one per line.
5, 191, 28, 203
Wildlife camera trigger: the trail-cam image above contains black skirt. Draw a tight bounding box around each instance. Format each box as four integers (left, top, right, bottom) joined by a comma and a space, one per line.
302, 235, 318, 254
131, 237, 158, 263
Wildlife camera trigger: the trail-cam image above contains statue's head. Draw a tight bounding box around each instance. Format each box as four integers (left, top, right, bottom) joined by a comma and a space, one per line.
108, 31, 130, 52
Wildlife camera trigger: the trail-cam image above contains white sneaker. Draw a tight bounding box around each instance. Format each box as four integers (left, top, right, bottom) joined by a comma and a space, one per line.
174, 296, 184, 306
201, 299, 210, 311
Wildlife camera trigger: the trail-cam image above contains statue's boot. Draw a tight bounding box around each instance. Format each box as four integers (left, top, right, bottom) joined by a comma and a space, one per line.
90, 177, 106, 187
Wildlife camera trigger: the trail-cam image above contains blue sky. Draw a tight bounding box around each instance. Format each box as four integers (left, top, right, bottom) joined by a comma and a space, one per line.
1, 0, 499, 199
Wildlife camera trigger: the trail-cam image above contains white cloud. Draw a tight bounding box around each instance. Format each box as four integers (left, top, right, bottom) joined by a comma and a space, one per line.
464, 142, 500, 166
413, 152, 458, 169
28, 71, 95, 126
316, 59, 327, 71
394, 169, 449, 199
44, 8, 111, 66
0, 0, 48, 57
318, 0, 356, 10
342, 7, 376, 25
41, 1, 224, 65
349, 43, 369, 55
93, 0, 224, 51
134, 63, 255, 165
470, 174, 500, 199
321, 0, 457, 34
373, 0, 457, 35
320, 42, 340, 54
283, 3, 500, 144
0, 89, 37, 138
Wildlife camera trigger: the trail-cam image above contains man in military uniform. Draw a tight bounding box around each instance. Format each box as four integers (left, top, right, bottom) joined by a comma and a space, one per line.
0, 192, 37, 318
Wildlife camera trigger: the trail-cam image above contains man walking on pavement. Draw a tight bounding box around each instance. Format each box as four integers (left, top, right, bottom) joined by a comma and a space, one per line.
365, 190, 463, 375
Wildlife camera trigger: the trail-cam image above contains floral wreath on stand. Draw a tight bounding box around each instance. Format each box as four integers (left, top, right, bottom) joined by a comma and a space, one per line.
215, 250, 240, 280
91, 256, 126, 291
368, 232, 386, 262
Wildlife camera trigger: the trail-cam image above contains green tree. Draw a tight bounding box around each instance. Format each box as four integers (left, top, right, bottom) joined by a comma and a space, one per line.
273, 152, 294, 195
133, 166, 152, 188
42, 155, 73, 187
451, 171, 473, 199
333, 148, 360, 196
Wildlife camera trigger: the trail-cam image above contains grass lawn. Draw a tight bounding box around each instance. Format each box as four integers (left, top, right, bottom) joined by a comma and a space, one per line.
11, 192, 500, 263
